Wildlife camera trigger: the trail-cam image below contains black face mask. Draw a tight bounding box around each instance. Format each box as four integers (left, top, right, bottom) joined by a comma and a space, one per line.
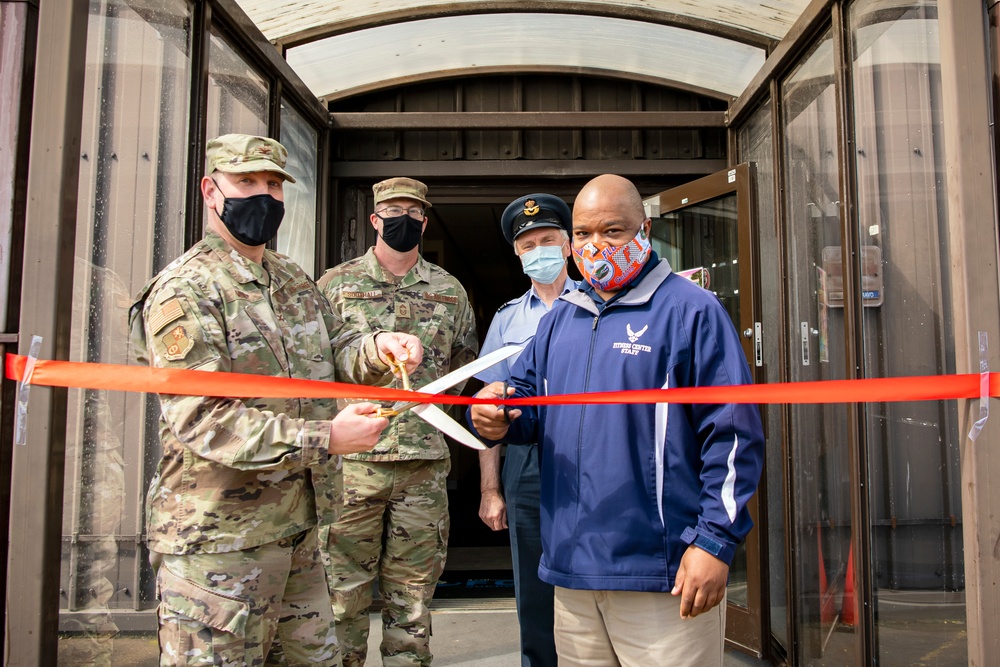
213, 180, 285, 247
377, 213, 424, 252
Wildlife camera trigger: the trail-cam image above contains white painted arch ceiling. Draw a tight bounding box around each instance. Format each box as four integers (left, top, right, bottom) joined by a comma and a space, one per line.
235, 0, 813, 101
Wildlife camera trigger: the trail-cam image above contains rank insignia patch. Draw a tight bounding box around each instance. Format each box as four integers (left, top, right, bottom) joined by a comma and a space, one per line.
161, 325, 194, 361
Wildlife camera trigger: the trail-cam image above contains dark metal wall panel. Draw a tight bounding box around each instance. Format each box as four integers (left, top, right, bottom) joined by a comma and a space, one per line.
463, 78, 521, 159
580, 78, 638, 159
331, 159, 726, 178
400, 86, 460, 161
522, 76, 579, 159
641, 86, 701, 159
337, 91, 401, 161
330, 74, 727, 166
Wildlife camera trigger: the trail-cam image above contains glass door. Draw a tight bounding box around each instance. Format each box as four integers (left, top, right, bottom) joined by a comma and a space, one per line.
643, 163, 765, 655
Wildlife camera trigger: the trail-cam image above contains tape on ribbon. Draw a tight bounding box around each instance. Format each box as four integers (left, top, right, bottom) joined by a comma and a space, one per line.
14, 336, 43, 446
969, 331, 990, 441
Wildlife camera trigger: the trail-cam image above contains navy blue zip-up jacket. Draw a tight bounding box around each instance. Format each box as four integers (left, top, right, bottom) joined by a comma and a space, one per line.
470, 257, 764, 592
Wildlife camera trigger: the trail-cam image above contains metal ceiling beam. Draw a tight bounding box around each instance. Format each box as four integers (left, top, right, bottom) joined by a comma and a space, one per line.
321, 64, 735, 103
331, 111, 726, 131
213, 0, 329, 126
727, 0, 834, 127
330, 159, 727, 179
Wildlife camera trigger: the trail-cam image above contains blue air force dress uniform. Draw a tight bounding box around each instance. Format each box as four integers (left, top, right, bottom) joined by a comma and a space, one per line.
475, 194, 577, 667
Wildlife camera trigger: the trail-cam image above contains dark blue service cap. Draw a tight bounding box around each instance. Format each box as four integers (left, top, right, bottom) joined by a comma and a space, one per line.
501, 193, 572, 246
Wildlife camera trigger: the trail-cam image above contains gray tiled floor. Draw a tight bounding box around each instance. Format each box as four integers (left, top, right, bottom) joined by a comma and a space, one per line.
372, 600, 770, 666
59, 600, 771, 665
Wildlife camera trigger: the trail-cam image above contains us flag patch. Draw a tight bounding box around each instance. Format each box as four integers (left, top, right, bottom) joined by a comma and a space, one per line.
148, 297, 185, 335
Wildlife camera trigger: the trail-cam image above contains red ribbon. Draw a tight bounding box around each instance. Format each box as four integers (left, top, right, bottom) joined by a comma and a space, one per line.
5, 354, 998, 406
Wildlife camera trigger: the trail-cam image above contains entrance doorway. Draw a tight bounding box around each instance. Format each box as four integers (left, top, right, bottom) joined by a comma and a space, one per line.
417, 195, 575, 599
340, 181, 748, 596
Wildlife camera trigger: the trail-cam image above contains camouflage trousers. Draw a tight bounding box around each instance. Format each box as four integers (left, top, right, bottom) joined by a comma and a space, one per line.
320, 458, 450, 667
152, 528, 339, 666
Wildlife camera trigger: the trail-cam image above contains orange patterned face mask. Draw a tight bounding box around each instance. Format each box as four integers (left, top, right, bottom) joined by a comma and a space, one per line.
572, 225, 651, 291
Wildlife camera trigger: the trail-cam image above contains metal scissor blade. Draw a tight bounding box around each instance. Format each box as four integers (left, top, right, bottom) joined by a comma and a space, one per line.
389, 344, 523, 413
411, 403, 486, 450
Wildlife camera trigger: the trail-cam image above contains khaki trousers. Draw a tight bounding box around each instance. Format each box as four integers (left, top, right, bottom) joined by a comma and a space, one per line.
553, 587, 726, 667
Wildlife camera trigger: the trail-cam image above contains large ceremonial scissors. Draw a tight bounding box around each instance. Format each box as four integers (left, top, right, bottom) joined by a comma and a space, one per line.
378, 345, 523, 451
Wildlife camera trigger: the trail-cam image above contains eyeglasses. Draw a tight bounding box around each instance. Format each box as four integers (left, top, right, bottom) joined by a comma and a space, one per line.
377, 206, 425, 219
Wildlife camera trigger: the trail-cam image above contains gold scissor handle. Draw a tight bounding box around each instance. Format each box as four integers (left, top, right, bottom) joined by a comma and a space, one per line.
386, 352, 411, 391
369, 353, 411, 418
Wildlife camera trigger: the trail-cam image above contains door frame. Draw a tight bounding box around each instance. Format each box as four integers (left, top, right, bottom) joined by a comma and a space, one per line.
647, 163, 769, 657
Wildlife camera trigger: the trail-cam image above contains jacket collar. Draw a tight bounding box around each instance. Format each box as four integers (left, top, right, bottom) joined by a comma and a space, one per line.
203, 231, 292, 291
362, 246, 432, 288
561, 258, 673, 315
528, 276, 578, 305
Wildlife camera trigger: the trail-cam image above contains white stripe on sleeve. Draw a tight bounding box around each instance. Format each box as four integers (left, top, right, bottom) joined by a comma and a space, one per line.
722, 435, 739, 524
654, 378, 669, 527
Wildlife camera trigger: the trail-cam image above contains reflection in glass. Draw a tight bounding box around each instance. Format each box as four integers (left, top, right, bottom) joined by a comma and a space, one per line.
277, 101, 319, 275
738, 101, 788, 649
650, 196, 739, 322
206, 28, 268, 140
849, 1, 966, 664
60, 0, 192, 662
203, 29, 268, 240
781, 30, 855, 664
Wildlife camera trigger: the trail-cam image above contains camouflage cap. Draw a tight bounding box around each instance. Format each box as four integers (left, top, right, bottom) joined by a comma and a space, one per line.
206, 134, 297, 183
373, 177, 431, 208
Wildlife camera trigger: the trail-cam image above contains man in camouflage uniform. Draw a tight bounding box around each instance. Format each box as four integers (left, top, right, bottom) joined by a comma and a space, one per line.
318, 177, 478, 666
130, 135, 423, 667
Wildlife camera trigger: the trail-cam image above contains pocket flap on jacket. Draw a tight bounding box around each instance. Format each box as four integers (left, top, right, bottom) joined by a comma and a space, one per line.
158, 565, 250, 637
504, 323, 537, 347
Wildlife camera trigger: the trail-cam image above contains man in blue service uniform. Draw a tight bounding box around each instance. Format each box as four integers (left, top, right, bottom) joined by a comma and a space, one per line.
468, 174, 765, 666
476, 194, 576, 667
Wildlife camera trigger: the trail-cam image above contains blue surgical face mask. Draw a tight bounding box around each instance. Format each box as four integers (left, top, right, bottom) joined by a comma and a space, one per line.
519, 243, 566, 285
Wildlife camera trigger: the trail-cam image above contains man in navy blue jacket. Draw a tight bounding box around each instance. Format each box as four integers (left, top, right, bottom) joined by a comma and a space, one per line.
468, 174, 764, 666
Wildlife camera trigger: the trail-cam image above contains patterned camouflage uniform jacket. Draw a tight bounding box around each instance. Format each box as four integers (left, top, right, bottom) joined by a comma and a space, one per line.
130, 232, 391, 556
318, 247, 478, 461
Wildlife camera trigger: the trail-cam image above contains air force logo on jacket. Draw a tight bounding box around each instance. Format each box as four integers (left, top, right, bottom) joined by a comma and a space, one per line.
614, 322, 651, 355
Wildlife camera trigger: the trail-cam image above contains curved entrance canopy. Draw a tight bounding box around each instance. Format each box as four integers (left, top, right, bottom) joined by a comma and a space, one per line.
235, 0, 812, 100
287, 14, 766, 101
